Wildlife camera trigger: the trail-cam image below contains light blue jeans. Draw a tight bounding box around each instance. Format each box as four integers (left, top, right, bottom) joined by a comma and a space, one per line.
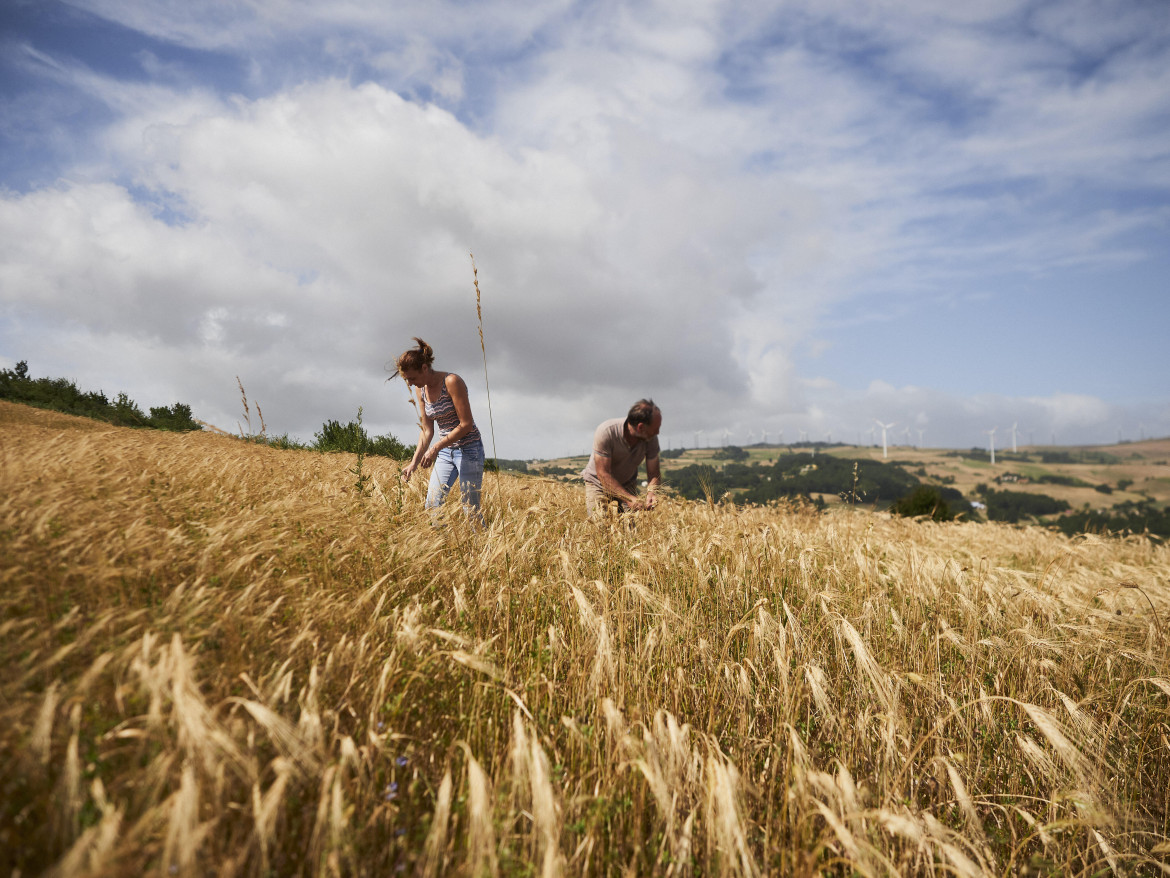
426, 439, 485, 521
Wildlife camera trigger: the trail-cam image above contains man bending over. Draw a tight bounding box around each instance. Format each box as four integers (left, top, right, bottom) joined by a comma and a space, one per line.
581, 399, 662, 517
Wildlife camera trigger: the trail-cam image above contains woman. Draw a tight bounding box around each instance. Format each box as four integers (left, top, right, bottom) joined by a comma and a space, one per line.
395, 338, 485, 520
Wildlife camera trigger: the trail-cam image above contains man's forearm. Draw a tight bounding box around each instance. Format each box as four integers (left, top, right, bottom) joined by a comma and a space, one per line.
598, 472, 638, 503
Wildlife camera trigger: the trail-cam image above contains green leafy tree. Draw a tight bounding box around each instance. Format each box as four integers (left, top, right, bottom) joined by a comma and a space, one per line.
712, 445, 748, 461
148, 403, 201, 432
983, 489, 1069, 523
314, 415, 412, 460
890, 486, 954, 522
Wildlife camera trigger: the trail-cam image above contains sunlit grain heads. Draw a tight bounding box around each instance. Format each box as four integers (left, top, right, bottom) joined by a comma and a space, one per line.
460, 744, 499, 878
569, 584, 614, 693
419, 767, 453, 878
250, 757, 293, 875
703, 751, 759, 878
162, 761, 204, 878
836, 617, 893, 710
44, 778, 124, 878
803, 662, 836, 731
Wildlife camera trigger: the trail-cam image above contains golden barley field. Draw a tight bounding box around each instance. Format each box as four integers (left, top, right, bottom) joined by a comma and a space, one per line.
2, 399, 1169, 877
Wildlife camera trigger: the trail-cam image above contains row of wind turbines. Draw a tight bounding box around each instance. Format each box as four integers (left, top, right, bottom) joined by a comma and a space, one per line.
683, 421, 1025, 463
877, 420, 1020, 462
674, 420, 1153, 462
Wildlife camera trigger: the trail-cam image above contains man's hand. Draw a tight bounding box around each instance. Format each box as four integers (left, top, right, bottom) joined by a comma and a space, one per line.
628, 494, 657, 512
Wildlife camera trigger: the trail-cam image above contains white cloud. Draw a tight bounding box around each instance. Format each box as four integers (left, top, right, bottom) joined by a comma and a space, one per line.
3, 0, 1169, 456
1, 76, 808, 453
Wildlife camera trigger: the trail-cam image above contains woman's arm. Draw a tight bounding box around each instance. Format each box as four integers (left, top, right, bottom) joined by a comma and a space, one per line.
420, 373, 476, 465
402, 388, 435, 480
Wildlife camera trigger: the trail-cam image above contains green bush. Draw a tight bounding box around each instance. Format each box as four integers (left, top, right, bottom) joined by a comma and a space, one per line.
148, 403, 201, 432
890, 486, 954, 522
490, 459, 529, 473
711, 445, 748, 461
1035, 473, 1091, 487
313, 416, 412, 460
983, 489, 1069, 523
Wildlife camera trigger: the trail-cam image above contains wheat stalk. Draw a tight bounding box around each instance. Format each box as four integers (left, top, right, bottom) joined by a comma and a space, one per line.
470, 252, 502, 513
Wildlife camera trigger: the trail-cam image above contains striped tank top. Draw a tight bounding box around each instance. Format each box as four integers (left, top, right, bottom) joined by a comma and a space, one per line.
424, 383, 482, 448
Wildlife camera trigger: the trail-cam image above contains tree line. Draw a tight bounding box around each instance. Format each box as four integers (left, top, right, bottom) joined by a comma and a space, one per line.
0, 360, 201, 431
1, 360, 415, 460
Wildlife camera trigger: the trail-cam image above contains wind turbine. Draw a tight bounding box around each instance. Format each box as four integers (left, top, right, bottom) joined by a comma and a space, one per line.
868, 426, 877, 446
798, 429, 808, 444
875, 420, 895, 460
917, 428, 925, 448
1009, 422, 1019, 453
723, 429, 732, 447
985, 427, 997, 465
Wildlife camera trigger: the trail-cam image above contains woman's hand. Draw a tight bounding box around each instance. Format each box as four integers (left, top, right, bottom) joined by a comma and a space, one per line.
401, 461, 417, 481
421, 444, 441, 468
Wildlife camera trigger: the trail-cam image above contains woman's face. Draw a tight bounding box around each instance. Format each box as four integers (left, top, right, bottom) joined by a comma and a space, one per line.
400, 367, 428, 387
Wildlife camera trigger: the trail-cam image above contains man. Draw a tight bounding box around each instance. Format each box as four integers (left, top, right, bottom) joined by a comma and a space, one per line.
581, 399, 662, 517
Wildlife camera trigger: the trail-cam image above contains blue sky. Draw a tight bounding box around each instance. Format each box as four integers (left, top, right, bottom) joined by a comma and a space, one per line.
2, 0, 1168, 458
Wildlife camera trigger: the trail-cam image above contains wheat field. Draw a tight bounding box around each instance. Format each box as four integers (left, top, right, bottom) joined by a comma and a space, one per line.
2, 400, 1168, 877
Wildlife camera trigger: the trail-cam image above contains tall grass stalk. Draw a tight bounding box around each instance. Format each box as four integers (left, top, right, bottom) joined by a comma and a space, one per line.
471, 252, 502, 515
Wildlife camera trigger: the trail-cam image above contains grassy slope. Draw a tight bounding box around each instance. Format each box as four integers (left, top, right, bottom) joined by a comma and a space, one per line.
2, 400, 1169, 876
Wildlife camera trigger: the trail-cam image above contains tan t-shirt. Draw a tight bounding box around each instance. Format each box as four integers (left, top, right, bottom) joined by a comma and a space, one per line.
581, 418, 660, 493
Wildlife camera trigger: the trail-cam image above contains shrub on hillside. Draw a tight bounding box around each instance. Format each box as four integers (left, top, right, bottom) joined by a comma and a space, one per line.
313, 416, 413, 460
1036, 473, 1091, 487
711, 445, 748, 461
890, 486, 954, 522
983, 488, 1069, 523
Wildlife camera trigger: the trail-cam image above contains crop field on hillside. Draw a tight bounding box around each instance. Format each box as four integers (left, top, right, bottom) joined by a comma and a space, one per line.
2, 400, 1169, 876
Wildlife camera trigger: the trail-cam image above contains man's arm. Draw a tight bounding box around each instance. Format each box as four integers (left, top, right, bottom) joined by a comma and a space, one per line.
644, 454, 661, 508
594, 454, 640, 506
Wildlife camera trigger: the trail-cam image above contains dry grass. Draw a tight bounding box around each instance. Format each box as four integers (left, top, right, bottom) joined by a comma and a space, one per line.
2, 399, 1169, 876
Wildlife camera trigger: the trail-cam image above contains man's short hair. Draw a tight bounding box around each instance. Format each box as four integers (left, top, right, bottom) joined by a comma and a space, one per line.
627, 399, 659, 426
